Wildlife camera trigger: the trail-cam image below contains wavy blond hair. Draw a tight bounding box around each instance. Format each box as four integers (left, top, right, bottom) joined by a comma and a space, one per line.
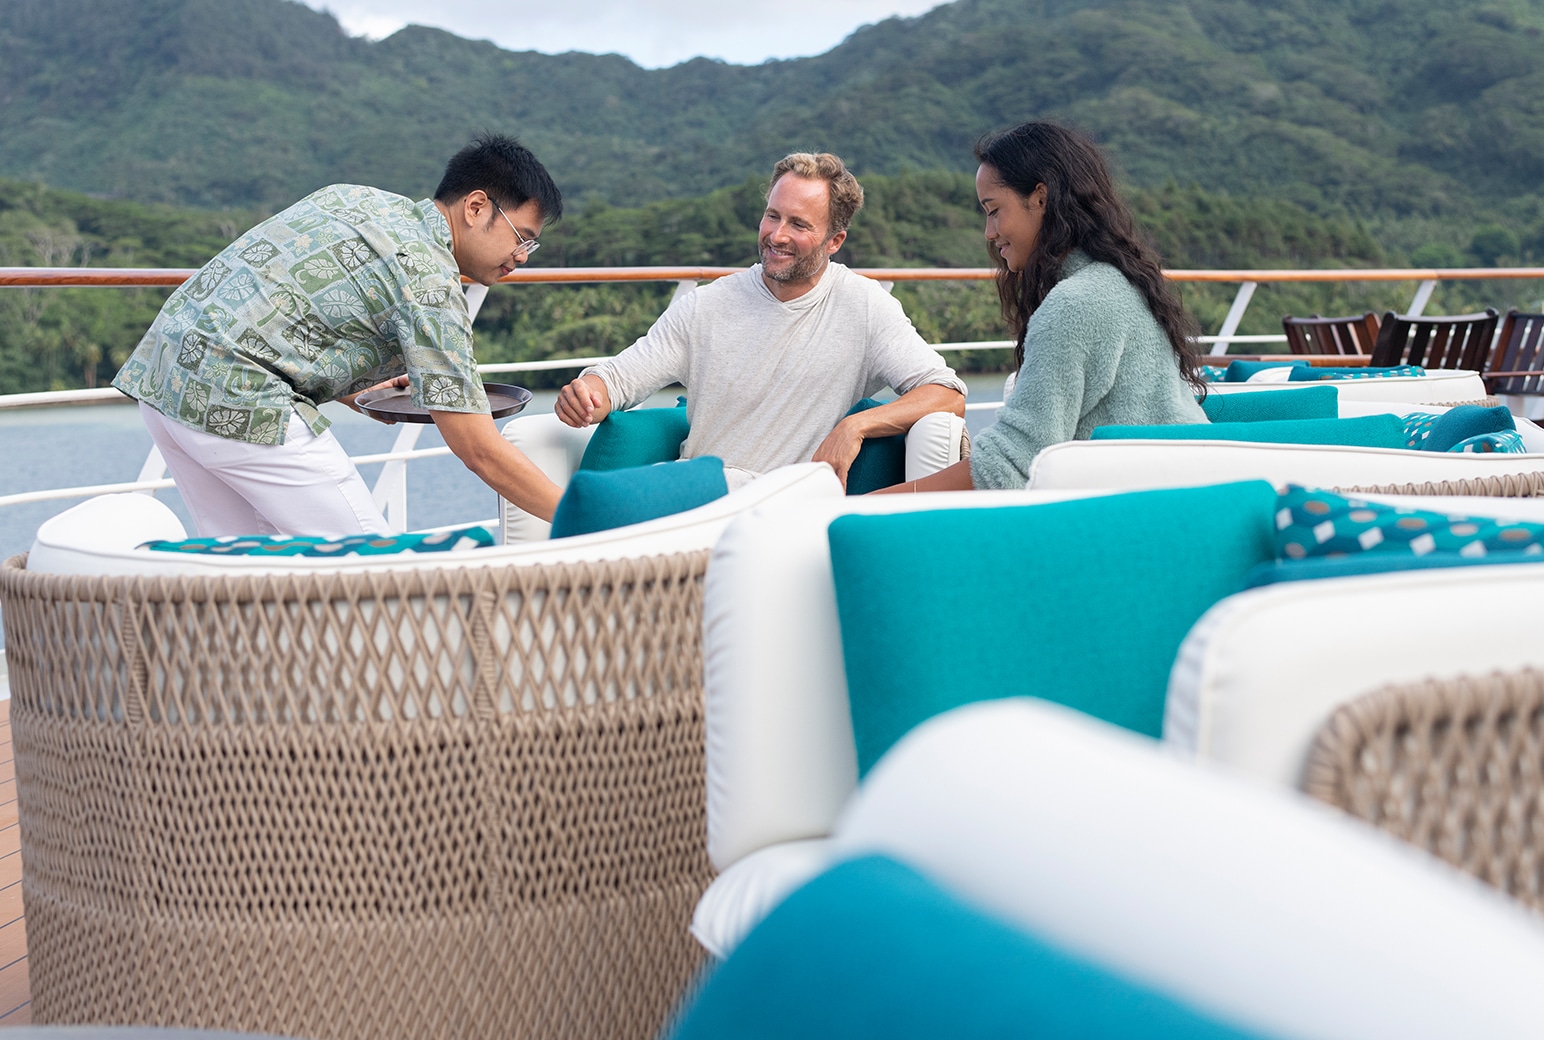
770, 152, 865, 234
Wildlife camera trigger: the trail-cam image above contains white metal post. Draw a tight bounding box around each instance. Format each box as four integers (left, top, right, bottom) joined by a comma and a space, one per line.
1407, 280, 1438, 317
1209, 281, 1258, 356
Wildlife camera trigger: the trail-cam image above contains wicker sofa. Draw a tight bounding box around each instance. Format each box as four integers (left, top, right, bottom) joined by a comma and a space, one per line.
0, 462, 842, 1040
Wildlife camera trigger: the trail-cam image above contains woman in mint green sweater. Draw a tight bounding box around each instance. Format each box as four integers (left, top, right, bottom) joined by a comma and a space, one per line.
882, 121, 1207, 492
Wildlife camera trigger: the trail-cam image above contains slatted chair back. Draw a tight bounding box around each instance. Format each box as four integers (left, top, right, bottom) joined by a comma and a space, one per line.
1369, 308, 1500, 370
1485, 309, 1544, 397
1281, 312, 1379, 355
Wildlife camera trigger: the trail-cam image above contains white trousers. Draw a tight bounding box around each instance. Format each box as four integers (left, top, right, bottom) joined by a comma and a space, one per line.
141, 403, 390, 538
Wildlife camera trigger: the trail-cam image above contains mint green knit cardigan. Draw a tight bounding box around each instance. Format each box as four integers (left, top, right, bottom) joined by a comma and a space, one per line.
970, 250, 1206, 490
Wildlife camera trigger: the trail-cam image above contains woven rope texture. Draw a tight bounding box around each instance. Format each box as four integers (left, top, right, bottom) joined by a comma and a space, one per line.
1305, 668, 1544, 912
1340, 470, 1544, 497
0, 551, 714, 1040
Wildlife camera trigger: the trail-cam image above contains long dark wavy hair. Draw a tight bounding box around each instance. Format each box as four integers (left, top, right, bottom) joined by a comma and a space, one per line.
975, 121, 1205, 394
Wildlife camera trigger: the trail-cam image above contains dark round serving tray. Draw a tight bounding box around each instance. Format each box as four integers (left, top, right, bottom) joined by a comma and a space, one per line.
354, 382, 533, 424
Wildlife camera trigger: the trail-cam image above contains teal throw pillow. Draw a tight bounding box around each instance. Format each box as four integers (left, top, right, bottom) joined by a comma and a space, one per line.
1286, 364, 1424, 381
578, 400, 690, 472
1423, 404, 1516, 452
1274, 485, 1544, 561
1090, 413, 1408, 449
1198, 386, 1339, 424
550, 456, 728, 538
1223, 359, 1306, 382
1402, 406, 1524, 454
845, 398, 907, 496
672, 856, 1269, 1040
142, 526, 495, 556
1198, 365, 1227, 383
827, 482, 1279, 775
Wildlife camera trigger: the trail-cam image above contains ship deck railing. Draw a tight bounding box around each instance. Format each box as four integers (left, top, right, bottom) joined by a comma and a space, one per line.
3, 263, 1544, 533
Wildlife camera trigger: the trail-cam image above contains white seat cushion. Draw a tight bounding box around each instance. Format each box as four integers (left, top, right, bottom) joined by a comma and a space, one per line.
829, 698, 1544, 1040
1165, 560, 1544, 786
29, 462, 842, 577
690, 838, 836, 960
1204, 369, 1486, 404
1029, 439, 1544, 492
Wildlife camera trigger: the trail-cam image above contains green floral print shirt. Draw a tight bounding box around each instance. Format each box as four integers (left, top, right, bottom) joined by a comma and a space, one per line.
113, 184, 489, 445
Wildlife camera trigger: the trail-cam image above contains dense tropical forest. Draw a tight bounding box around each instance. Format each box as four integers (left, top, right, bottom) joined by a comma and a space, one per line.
3, 0, 1544, 392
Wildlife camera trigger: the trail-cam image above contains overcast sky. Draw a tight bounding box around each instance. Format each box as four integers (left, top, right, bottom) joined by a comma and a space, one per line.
297, 1, 950, 69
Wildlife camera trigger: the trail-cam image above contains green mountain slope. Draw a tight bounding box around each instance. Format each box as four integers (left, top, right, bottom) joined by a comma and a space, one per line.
5, 0, 1544, 222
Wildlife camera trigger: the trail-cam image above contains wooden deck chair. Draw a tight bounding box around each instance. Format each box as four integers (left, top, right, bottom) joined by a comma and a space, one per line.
1369, 308, 1500, 370
1485, 309, 1544, 397
1282, 312, 1379, 355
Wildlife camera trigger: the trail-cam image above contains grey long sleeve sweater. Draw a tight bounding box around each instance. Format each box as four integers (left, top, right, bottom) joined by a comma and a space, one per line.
584, 263, 965, 477
970, 250, 1206, 489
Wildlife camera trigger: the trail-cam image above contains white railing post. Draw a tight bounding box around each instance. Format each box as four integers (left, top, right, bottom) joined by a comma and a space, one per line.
1209, 281, 1259, 356
135, 445, 167, 490
1407, 280, 1438, 317
670, 280, 697, 304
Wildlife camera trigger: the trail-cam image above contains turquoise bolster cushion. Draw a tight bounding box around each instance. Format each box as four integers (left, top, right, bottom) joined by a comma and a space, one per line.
579, 400, 690, 471
1091, 413, 1408, 449
845, 398, 907, 496
1198, 386, 1339, 424
671, 856, 1267, 1040
1223, 360, 1307, 382
827, 481, 1279, 775
143, 526, 494, 556
549, 455, 727, 538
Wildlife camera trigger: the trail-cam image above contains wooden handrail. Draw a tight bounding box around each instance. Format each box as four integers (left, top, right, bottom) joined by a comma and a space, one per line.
5, 265, 1544, 288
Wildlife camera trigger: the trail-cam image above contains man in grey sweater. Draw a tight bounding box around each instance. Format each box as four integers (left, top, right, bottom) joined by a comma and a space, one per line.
554, 152, 966, 489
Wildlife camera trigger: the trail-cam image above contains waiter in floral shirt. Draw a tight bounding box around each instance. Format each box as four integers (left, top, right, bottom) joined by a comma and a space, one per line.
112, 133, 564, 537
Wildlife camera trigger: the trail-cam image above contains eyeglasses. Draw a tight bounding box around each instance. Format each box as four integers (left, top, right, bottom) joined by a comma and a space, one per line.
493, 200, 540, 257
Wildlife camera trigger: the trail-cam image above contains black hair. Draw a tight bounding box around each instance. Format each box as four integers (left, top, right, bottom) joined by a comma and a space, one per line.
435, 132, 563, 226
975, 121, 1204, 394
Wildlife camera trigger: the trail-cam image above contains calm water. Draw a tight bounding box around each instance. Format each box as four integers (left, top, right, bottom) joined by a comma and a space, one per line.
0, 375, 1008, 649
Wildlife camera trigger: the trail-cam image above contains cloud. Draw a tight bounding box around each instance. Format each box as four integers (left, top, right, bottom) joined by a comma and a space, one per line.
301, 0, 947, 68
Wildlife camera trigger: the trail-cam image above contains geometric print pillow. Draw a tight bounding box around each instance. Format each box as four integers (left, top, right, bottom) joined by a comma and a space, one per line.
142, 525, 496, 556
1275, 485, 1544, 560
1399, 410, 1526, 454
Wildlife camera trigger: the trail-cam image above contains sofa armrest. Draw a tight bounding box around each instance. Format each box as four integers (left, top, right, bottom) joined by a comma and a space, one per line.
903, 412, 967, 482
498, 413, 596, 543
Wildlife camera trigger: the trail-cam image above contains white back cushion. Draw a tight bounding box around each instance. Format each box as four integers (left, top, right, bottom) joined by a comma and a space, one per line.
703, 487, 1113, 871
27, 493, 188, 573
29, 462, 842, 578
1029, 439, 1544, 492
1166, 561, 1544, 787
836, 698, 1544, 1040
498, 412, 596, 542
1204, 368, 1487, 404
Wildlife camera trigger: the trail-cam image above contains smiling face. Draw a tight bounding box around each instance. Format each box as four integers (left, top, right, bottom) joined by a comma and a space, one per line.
759, 174, 846, 298
976, 163, 1046, 274
443, 191, 544, 286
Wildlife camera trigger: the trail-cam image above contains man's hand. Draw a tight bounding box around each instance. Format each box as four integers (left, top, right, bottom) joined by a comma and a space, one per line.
556, 374, 612, 428
812, 416, 867, 491
338, 374, 410, 424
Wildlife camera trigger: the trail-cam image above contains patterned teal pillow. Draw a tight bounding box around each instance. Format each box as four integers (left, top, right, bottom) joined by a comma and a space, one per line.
1287, 364, 1424, 381
1275, 486, 1544, 560
1400, 405, 1523, 453
143, 526, 495, 556
1198, 365, 1227, 383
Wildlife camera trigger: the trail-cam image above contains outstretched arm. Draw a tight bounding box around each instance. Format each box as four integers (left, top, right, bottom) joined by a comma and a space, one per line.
811, 383, 966, 489
431, 410, 564, 521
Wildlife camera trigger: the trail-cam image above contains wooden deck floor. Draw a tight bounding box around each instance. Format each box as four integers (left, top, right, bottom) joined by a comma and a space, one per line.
0, 701, 29, 1025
